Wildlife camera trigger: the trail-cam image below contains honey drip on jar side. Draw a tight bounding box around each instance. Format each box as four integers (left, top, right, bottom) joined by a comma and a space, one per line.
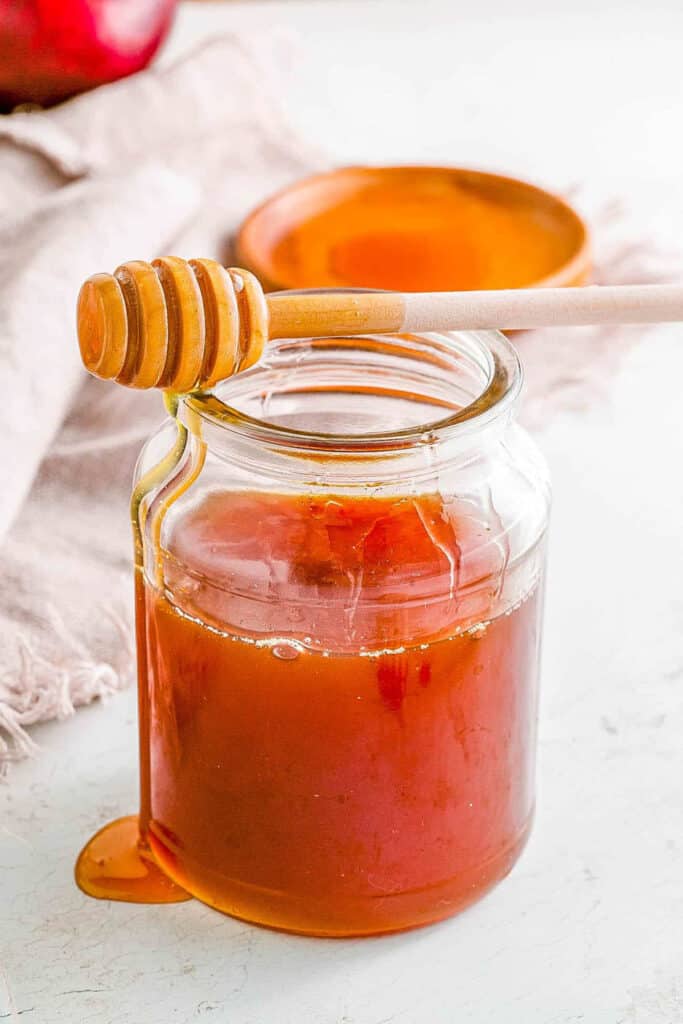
75, 395, 205, 906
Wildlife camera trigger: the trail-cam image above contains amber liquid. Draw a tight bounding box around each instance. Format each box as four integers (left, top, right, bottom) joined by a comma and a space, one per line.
265, 171, 587, 292
78, 491, 542, 935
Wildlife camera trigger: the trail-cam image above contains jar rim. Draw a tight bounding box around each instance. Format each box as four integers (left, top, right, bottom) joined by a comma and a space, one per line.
183, 324, 522, 455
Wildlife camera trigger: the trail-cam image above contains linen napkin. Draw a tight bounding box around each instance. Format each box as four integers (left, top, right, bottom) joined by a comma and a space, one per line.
0, 36, 321, 771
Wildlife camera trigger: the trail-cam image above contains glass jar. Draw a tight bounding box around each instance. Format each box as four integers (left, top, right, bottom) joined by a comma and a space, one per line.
133, 321, 550, 937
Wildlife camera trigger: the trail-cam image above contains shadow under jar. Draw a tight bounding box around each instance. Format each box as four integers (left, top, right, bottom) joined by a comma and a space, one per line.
134, 317, 551, 937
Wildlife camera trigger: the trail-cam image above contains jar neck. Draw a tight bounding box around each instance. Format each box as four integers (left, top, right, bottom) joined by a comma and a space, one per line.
180, 328, 522, 488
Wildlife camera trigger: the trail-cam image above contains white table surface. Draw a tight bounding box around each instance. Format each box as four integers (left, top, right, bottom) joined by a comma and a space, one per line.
2, 2, 683, 1022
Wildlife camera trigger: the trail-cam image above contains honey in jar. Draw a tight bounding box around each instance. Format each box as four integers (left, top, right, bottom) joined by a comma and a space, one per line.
78, 324, 550, 936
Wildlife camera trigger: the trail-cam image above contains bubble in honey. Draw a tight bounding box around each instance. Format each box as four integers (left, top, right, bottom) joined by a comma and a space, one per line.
272, 641, 301, 661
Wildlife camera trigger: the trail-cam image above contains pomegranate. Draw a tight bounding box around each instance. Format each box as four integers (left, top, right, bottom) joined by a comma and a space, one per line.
0, 0, 178, 111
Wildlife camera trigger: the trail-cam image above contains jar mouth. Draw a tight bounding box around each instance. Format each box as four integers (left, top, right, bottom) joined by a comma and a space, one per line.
183, 321, 521, 456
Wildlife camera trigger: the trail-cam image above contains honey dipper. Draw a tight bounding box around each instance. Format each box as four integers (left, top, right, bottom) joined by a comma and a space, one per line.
77, 256, 683, 391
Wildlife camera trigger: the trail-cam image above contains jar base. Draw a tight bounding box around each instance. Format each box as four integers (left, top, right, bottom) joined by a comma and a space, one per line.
147, 813, 534, 937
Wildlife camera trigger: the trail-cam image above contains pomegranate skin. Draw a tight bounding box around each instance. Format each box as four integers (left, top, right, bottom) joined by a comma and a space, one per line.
0, 0, 178, 111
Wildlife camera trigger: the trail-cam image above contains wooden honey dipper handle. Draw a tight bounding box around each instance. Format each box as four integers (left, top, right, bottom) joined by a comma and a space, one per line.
268, 282, 683, 333
77, 257, 683, 391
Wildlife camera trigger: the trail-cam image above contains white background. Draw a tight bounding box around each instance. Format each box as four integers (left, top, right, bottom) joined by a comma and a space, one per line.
2, 2, 683, 1022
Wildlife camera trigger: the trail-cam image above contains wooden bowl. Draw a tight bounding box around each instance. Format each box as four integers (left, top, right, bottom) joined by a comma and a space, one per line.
235, 165, 590, 293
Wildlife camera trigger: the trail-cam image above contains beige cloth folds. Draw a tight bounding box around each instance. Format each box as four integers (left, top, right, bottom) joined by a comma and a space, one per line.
0, 37, 320, 771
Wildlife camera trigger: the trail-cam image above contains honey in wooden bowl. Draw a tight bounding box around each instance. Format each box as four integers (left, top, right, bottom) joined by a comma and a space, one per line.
235, 165, 590, 293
